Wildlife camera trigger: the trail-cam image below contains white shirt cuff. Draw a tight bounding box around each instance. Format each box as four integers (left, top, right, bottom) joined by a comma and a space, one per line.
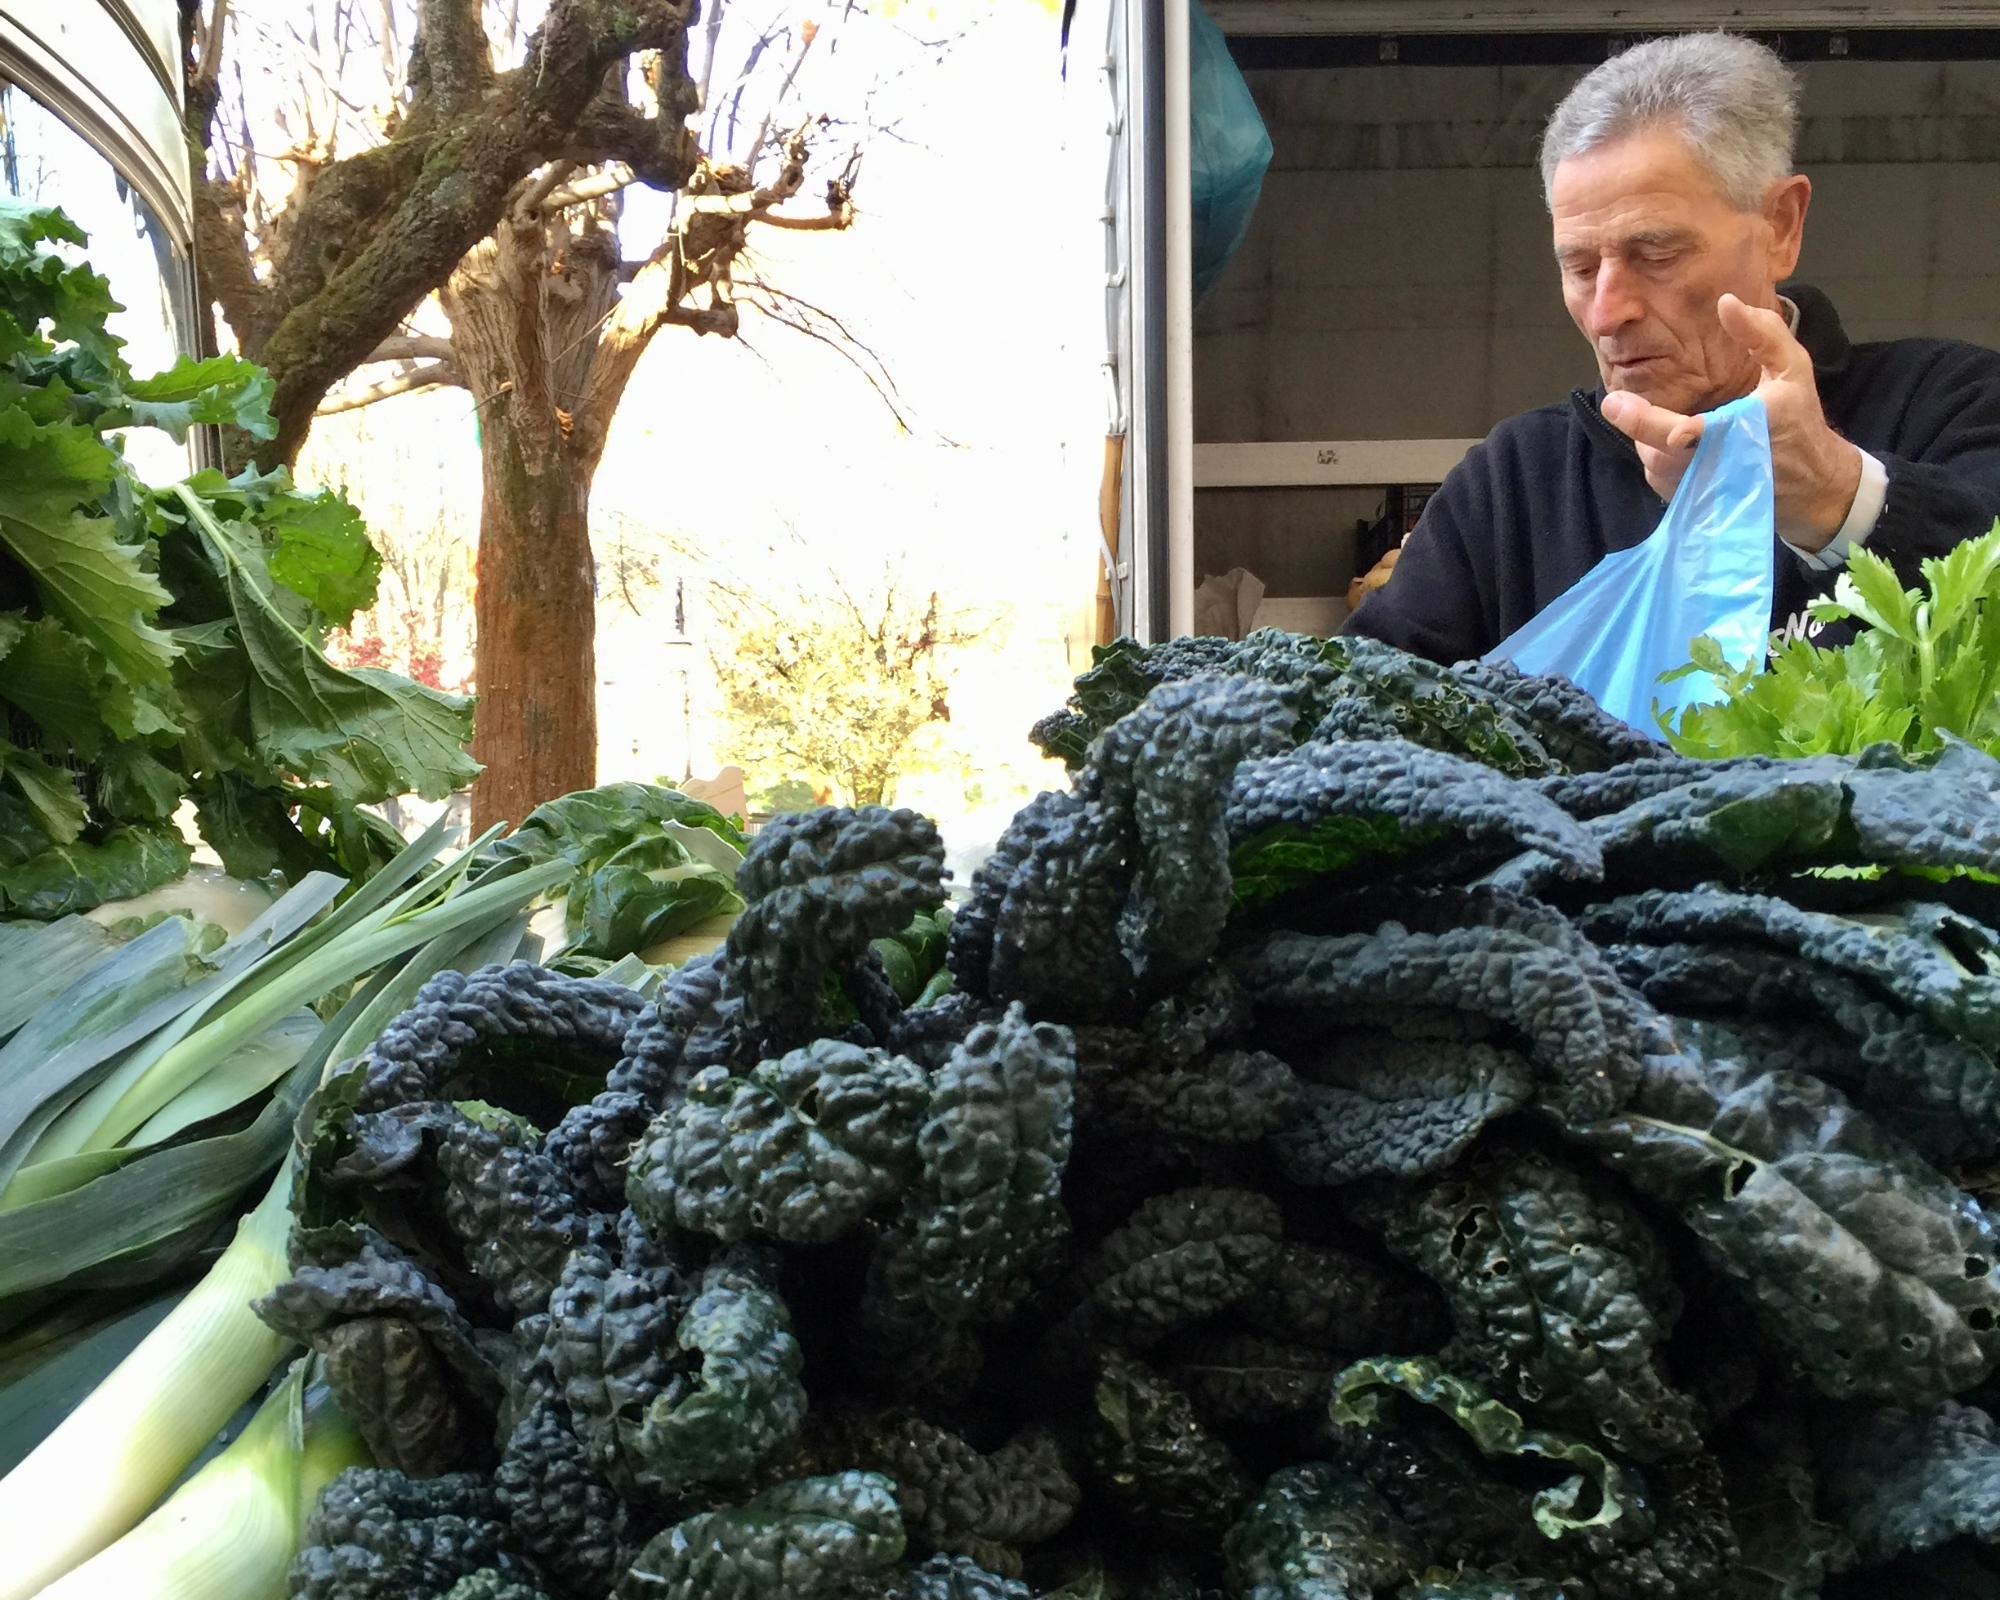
1782, 448, 1887, 571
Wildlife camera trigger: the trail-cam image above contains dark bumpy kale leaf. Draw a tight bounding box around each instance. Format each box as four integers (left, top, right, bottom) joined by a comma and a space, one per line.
1536, 756, 1725, 822
1605, 938, 2000, 1163
612, 1472, 906, 1600
546, 1089, 659, 1214
1579, 886, 2000, 1052
1819, 1399, 2000, 1564
603, 950, 733, 1105
950, 788, 1136, 1020
1085, 1350, 1256, 1542
494, 1397, 630, 1600
354, 962, 645, 1113
1587, 1454, 1739, 1600
255, 1226, 503, 1476
1062, 1186, 1283, 1352
1220, 1463, 1425, 1600
441, 1574, 556, 1600
287, 1467, 508, 1600
1310, 638, 1555, 778
434, 1108, 595, 1317
1400, 1578, 1569, 1599
633, 1248, 807, 1491
625, 1040, 929, 1245
845, 1224, 986, 1409
1331, 1357, 1651, 1544
1270, 1033, 1535, 1186
1362, 1144, 1700, 1463
1237, 1242, 1449, 1354
1321, 1420, 1546, 1580
1449, 657, 1672, 773
1074, 1035, 1306, 1146
1565, 1038, 2000, 1403
725, 806, 947, 1054
545, 1238, 695, 1500
897, 1004, 1076, 1322
1164, 1330, 1334, 1424
805, 1408, 1080, 1557
901, 1552, 1033, 1600
1234, 921, 1643, 1125
1224, 740, 1603, 907
1084, 675, 1296, 982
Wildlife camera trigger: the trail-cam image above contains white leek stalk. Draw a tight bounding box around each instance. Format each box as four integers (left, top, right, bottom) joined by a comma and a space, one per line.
30, 1358, 369, 1600
0, 1169, 295, 1600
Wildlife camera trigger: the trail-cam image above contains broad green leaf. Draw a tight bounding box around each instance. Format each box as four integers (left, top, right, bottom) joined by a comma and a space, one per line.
0, 613, 23, 661
191, 774, 335, 883
0, 742, 85, 845
118, 353, 276, 442
0, 823, 191, 919
0, 619, 113, 758
177, 486, 478, 805
95, 745, 184, 822
262, 490, 381, 629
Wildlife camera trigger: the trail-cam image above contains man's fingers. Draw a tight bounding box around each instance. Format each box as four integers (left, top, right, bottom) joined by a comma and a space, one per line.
1601, 389, 1705, 454
1718, 292, 1806, 380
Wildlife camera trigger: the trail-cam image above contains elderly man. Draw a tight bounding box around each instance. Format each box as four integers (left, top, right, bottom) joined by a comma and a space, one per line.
1345, 32, 2000, 664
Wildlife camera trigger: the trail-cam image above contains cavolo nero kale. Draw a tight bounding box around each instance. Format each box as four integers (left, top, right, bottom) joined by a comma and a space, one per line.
275, 635, 2000, 1600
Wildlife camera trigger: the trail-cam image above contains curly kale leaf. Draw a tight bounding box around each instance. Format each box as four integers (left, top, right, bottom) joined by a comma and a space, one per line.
625, 1040, 930, 1245
899, 1004, 1076, 1321
1400, 1578, 1568, 1599
1084, 675, 1296, 981
845, 1225, 986, 1408
1086, 1349, 1255, 1541
1224, 740, 1603, 907
633, 1248, 807, 1490
605, 950, 734, 1105
1221, 1462, 1425, 1600
1311, 637, 1556, 777
547, 1089, 660, 1213
353, 962, 645, 1113
725, 806, 946, 1052
1363, 1144, 1699, 1462
808, 1409, 1080, 1555
1820, 1399, 2000, 1563
1063, 1186, 1283, 1352
255, 1226, 503, 1475
1536, 756, 1718, 821
1332, 1357, 1651, 1543
288, 1467, 508, 1600
1604, 937, 2000, 1163
1580, 886, 2000, 1053
1322, 1422, 1546, 1581
901, 1552, 1033, 1600
435, 1108, 595, 1316
494, 1397, 629, 1600
1076, 1038, 1305, 1145
1565, 1041, 2000, 1403
1235, 922, 1643, 1124
1165, 1331, 1334, 1424
1585, 1455, 1739, 1600
1270, 1034, 1534, 1186
1238, 1242, 1449, 1354
613, 1472, 907, 1600
1450, 657, 1672, 772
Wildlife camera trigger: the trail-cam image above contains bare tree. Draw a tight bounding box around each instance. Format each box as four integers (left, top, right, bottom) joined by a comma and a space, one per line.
187, 0, 905, 827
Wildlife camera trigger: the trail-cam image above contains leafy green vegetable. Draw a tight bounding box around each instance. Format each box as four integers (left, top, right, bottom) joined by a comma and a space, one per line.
1230, 815, 1445, 906
1664, 521, 2000, 759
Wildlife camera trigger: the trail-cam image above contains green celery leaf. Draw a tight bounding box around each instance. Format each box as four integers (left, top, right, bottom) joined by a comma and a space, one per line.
261, 489, 381, 629
0, 823, 190, 918
1920, 520, 2000, 638
117, 352, 276, 442
1834, 549, 1921, 644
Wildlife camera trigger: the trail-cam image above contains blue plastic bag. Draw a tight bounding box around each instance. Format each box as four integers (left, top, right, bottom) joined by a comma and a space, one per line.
1485, 393, 1776, 732
1190, 0, 1272, 301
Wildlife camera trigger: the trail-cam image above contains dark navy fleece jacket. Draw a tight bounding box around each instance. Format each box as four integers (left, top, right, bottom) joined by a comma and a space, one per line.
1344, 284, 2000, 665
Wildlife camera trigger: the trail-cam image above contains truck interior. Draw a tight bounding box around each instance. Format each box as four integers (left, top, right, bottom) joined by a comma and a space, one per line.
1191, 22, 2000, 635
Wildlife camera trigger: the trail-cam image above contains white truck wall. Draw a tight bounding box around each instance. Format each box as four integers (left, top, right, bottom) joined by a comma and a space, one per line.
1191, 55, 2000, 608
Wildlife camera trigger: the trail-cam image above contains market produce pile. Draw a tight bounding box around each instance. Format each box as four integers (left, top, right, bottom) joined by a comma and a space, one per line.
245, 630, 2000, 1600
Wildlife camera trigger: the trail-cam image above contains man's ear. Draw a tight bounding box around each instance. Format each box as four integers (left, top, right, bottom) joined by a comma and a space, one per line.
1764, 172, 1812, 281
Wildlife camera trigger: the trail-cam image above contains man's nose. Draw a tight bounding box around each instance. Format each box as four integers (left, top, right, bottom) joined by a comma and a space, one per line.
1585, 259, 1647, 338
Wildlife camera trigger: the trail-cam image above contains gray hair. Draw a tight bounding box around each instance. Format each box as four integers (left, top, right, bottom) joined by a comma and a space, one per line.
1540, 33, 1802, 211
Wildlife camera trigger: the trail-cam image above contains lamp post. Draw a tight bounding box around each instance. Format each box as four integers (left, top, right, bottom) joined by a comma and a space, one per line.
662, 578, 695, 783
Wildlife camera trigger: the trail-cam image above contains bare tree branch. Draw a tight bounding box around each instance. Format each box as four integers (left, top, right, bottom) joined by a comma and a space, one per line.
514, 158, 580, 219
540, 166, 638, 210
361, 333, 459, 364
316, 360, 466, 413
